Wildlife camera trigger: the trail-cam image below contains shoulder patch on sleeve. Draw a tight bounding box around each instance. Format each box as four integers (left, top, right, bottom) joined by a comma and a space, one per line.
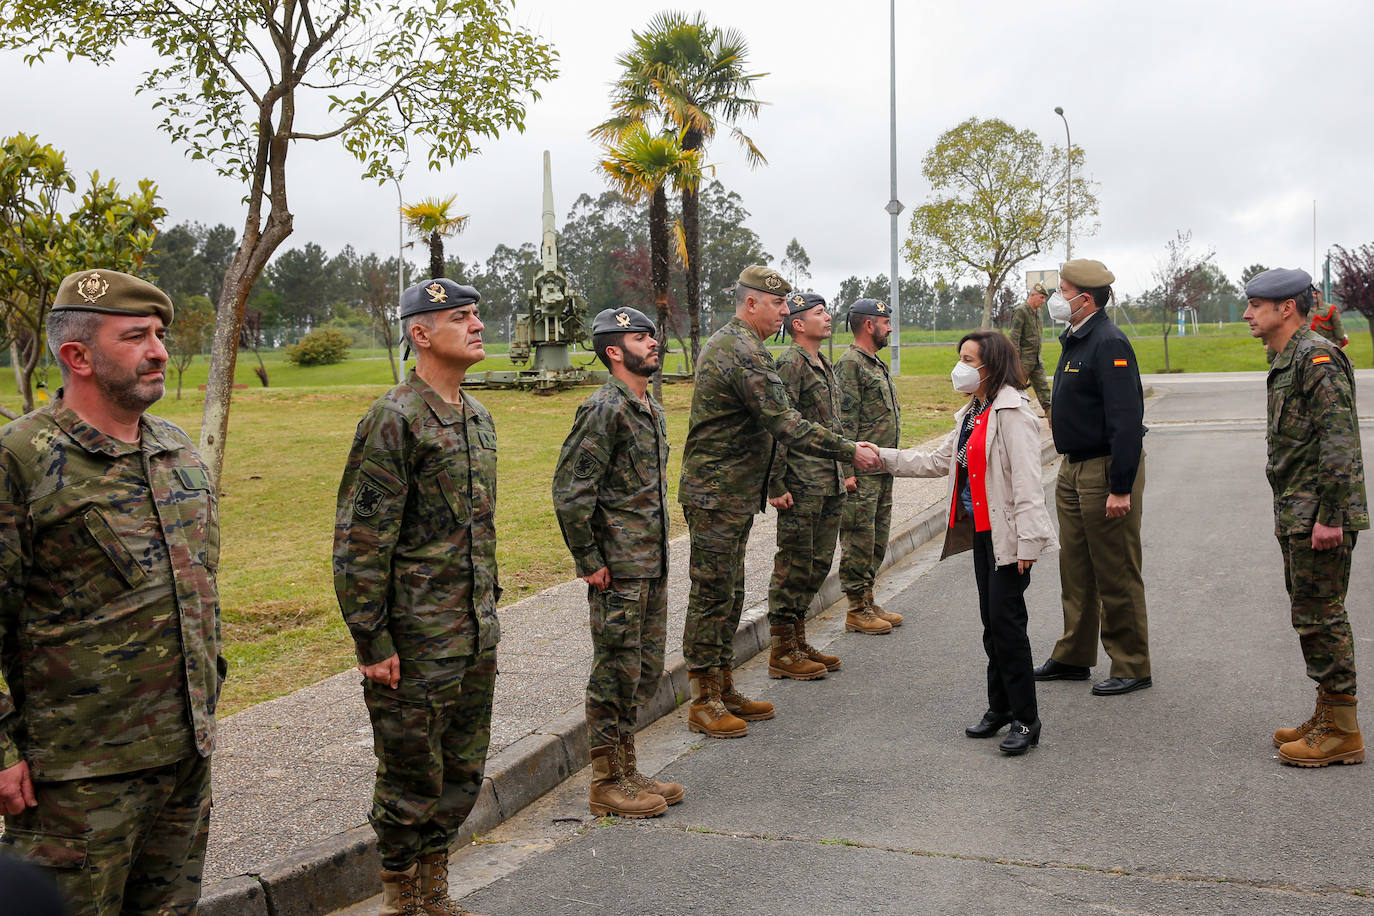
574, 437, 610, 478
1312, 354, 1332, 365
1113, 358, 1128, 367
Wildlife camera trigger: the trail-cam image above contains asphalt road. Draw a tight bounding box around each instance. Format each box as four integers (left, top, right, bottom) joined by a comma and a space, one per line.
348, 374, 1374, 916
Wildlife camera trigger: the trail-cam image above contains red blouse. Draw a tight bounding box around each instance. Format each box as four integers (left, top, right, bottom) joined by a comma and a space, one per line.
949, 409, 992, 533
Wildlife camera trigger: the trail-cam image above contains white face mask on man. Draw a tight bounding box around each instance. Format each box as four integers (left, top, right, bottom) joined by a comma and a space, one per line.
950, 360, 983, 394
1047, 290, 1088, 323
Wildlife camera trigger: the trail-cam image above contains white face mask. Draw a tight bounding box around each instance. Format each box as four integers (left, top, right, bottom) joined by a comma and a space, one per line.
1047, 290, 1087, 323
951, 360, 983, 394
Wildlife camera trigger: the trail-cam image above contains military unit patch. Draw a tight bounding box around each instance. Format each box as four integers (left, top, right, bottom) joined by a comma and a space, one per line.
616, 312, 631, 328
425, 283, 447, 303
354, 480, 385, 517
77, 271, 110, 303
574, 451, 601, 478
875, 301, 887, 314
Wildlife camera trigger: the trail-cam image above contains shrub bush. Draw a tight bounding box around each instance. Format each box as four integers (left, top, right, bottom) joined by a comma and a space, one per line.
285, 328, 352, 366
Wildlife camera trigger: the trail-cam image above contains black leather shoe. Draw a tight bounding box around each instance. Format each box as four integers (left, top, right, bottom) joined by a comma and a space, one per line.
1092, 676, 1152, 696
965, 711, 1012, 738
1032, 658, 1090, 681
999, 719, 1041, 755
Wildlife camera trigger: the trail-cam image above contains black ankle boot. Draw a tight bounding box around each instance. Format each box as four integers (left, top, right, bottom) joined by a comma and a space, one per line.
965, 711, 1012, 738
999, 719, 1041, 755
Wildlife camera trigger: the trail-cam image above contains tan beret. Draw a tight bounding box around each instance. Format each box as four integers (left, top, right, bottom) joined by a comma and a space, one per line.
52, 269, 175, 326
736, 265, 791, 296
1060, 259, 1115, 289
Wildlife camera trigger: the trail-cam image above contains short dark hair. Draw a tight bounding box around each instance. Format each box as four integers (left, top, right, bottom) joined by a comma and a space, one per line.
1085, 285, 1112, 309
958, 329, 1026, 392
847, 312, 873, 336
594, 332, 626, 369
1292, 287, 1312, 317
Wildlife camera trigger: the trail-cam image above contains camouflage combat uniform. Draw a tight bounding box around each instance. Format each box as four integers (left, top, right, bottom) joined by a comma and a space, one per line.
335, 371, 500, 871
1007, 301, 1051, 411
1309, 302, 1347, 347
1265, 329, 1369, 695
835, 344, 901, 598
679, 317, 857, 671
553, 378, 670, 752
767, 343, 846, 626
0, 396, 222, 916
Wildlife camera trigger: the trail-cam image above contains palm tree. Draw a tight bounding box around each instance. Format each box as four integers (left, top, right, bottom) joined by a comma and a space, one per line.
592, 12, 766, 369
598, 124, 702, 397
400, 194, 469, 280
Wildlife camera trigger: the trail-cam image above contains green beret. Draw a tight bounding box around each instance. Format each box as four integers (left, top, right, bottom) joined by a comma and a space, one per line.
592, 306, 655, 337
1060, 259, 1115, 289
1031, 282, 1049, 297
736, 265, 791, 296
52, 270, 174, 326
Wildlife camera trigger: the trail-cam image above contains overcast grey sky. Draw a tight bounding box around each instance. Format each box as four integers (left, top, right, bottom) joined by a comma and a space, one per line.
2, 0, 1371, 305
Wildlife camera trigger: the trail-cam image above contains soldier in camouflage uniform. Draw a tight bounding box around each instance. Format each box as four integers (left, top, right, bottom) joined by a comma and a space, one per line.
1006, 283, 1051, 417
335, 279, 498, 916
1244, 267, 1368, 768
679, 266, 883, 739
766, 292, 846, 680
1309, 288, 1349, 348
836, 298, 904, 635
553, 306, 683, 819
0, 270, 223, 916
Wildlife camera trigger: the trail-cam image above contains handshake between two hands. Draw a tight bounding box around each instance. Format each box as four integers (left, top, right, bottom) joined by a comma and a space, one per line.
852, 441, 883, 473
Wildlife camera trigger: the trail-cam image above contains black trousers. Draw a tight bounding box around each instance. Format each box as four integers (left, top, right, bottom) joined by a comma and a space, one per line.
972, 530, 1038, 724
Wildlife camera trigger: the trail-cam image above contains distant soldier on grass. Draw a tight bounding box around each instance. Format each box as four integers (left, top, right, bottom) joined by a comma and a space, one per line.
553, 306, 684, 818
836, 298, 904, 636
678, 265, 882, 739
1007, 282, 1052, 419
1244, 267, 1368, 768
0, 270, 223, 916
335, 278, 499, 916
766, 292, 847, 680
1309, 288, 1349, 348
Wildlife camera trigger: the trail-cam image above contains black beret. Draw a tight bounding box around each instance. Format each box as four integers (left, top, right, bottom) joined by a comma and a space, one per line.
52, 270, 174, 326
847, 298, 891, 318
400, 278, 480, 319
591, 307, 656, 337
786, 292, 826, 316
1244, 268, 1312, 302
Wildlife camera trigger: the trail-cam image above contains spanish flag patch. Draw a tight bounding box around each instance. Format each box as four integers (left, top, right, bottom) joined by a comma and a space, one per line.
1113, 358, 1128, 367
1313, 354, 1332, 364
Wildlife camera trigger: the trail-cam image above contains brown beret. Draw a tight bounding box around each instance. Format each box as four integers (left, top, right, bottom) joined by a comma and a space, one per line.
1060, 259, 1115, 289
52, 270, 175, 326
736, 265, 791, 296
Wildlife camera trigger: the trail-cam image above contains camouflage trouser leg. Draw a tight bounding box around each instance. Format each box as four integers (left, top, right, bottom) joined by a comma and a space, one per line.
682, 507, 754, 671
1025, 359, 1051, 413
363, 648, 498, 870
0, 754, 211, 916
768, 492, 845, 626
1281, 531, 1358, 695
839, 474, 893, 596
585, 575, 669, 750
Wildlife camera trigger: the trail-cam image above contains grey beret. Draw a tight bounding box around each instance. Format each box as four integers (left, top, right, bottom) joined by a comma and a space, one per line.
1244, 268, 1312, 301
847, 298, 891, 318
786, 292, 826, 316
591, 306, 655, 337
400, 278, 480, 319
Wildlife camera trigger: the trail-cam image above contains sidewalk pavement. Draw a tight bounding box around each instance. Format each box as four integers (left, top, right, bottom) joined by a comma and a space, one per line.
200, 419, 1057, 916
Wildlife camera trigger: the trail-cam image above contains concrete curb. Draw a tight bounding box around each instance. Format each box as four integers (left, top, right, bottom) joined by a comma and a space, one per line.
208, 439, 1061, 916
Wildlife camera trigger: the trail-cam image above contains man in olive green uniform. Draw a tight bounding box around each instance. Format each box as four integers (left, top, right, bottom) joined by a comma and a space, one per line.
554, 306, 682, 818
836, 298, 903, 635
766, 292, 847, 680
335, 278, 498, 916
1007, 282, 1051, 417
1309, 289, 1349, 349
679, 266, 882, 739
0, 270, 223, 916
1244, 267, 1368, 767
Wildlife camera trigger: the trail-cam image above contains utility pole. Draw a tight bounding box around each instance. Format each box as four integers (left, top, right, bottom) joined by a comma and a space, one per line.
1055, 107, 1072, 261
885, 0, 904, 374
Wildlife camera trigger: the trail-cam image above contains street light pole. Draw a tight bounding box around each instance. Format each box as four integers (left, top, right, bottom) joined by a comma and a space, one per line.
392, 177, 406, 379
1055, 106, 1071, 261
886, 0, 904, 375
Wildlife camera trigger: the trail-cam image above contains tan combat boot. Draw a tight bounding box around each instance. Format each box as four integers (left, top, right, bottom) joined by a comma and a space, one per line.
720, 666, 775, 721
378, 864, 423, 916
1278, 693, 1365, 767
416, 853, 484, 916
687, 670, 748, 738
845, 592, 892, 635
618, 732, 684, 805
866, 587, 903, 627
589, 745, 667, 817
796, 620, 841, 671
768, 624, 828, 680
1274, 685, 1333, 748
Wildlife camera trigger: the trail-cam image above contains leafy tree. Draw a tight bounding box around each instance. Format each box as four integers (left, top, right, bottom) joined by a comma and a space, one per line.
1, 0, 558, 481
1239, 263, 1269, 289
286, 327, 352, 366
1151, 230, 1215, 372
1332, 244, 1374, 363
472, 242, 540, 339
401, 195, 470, 281
694, 180, 769, 333
904, 117, 1098, 328
239, 308, 270, 387
357, 252, 407, 381
268, 242, 333, 332
166, 295, 216, 399
593, 11, 765, 369
147, 221, 238, 306
560, 191, 648, 313
0, 133, 165, 416
781, 238, 812, 289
